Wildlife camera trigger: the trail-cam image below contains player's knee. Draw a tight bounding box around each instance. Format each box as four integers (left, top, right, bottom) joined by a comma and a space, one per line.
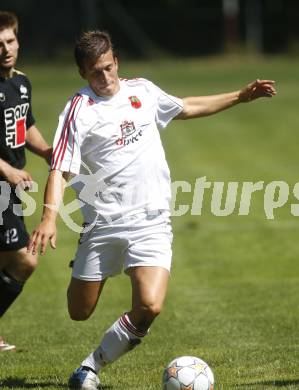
67, 297, 93, 321
67, 281, 100, 322
6, 253, 38, 281
19, 255, 38, 278
24, 256, 38, 273
68, 307, 92, 321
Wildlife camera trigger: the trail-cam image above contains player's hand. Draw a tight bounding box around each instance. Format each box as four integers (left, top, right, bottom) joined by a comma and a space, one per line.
27, 219, 57, 256
239, 79, 276, 102
5, 166, 33, 190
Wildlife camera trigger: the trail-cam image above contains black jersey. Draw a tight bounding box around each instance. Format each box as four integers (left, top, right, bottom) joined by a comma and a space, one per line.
0, 69, 35, 170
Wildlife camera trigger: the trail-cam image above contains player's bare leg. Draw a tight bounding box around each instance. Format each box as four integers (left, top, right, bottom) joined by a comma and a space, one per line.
67, 277, 107, 321
67, 278, 107, 389
127, 266, 169, 331
0, 247, 38, 281
0, 247, 38, 351
68, 265, 169, 389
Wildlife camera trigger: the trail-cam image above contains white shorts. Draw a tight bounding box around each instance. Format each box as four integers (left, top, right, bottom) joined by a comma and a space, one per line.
71, 211, 173, 281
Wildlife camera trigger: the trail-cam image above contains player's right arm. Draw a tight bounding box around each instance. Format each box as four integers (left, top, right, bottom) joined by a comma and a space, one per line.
27, 169, 69, 255
27, 93, 83, 255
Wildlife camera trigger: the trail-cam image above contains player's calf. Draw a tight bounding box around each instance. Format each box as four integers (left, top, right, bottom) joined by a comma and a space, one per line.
75, 312, 147, 379
68, 306, 94, 322
128, 300, 163, 332
0, 250, 37, 316
0, 270, 24, 317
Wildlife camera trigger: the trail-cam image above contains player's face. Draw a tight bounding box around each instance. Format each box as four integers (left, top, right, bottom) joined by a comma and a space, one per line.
80, 50, 120, 97
0, 28, 19, 76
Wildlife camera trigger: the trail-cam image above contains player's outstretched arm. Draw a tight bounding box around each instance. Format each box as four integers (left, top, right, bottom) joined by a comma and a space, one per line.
27, 170, 68, 255
176, 79, 276, 120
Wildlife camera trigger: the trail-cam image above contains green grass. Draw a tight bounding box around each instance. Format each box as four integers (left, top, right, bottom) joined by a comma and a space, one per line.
1, 55, 299, 389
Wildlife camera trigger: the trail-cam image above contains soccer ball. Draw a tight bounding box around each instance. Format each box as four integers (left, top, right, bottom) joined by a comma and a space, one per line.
162, 356, 214, 390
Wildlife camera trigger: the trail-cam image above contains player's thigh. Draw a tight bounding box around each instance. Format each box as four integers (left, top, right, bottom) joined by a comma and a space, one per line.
67, 277, 107, 320
0, 247, 38, 281
128, 266, 169, 314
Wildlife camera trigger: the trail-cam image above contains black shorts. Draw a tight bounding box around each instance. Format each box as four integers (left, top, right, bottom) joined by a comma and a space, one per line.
0, 192, 29, 251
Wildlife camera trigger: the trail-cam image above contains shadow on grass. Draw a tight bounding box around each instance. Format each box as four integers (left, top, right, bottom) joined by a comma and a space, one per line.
0, 378, 66, 389
0, 377, 114, 389
235, 379, 299, 388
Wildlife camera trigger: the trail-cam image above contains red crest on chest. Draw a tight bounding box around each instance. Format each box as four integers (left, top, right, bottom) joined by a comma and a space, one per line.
128, 96, 142, 109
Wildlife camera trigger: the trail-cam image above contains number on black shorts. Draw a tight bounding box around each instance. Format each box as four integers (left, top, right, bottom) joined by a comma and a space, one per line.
4, 228, 19, 244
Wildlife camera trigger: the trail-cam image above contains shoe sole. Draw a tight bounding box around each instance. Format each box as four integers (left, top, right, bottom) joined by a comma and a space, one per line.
0, 345, 16, 351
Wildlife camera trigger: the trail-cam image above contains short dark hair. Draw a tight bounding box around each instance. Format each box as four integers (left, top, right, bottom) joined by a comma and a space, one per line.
0, 11, 18, 35
74, 30, 114, 69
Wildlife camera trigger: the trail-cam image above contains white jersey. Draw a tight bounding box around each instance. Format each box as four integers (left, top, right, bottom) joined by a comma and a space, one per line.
51, 78, 183, 223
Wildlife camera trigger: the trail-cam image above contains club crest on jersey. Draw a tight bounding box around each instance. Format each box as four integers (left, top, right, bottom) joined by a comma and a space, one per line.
120, 120, 136, 137
116, 120, 143, 146
128, 96, 141, 109
20, 84, 28, 99
4, 103, 29, 148
0, 92, 5, 102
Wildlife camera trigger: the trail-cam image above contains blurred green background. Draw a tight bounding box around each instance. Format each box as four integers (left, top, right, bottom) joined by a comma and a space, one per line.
1, 0, 299, 60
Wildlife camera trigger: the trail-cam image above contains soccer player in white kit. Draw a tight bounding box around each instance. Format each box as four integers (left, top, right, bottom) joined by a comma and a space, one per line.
27, 31, 276, 389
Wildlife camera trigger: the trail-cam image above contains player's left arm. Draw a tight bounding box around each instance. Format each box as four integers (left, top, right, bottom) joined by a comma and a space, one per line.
26, 125, 53, 164
176, 79, 276, 120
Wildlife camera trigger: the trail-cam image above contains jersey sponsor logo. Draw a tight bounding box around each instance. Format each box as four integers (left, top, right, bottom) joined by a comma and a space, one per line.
116, 120, 143, 146
4, 103, 29, 148
128, 95, 141, 109
20, 84, 28, 99
0, 92, 5, 102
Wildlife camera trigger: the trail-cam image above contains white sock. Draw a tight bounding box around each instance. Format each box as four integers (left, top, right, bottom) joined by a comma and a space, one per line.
81, 313, 148, 373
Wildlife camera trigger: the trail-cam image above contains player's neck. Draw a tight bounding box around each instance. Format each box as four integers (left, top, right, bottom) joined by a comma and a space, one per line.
0, 67, 14, 79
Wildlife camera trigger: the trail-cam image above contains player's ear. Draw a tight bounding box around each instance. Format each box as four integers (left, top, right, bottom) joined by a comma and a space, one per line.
114, 56, 118, 71
79, 67, 86, 79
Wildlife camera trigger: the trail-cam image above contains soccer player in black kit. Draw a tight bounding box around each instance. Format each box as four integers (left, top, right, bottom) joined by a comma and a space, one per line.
0, 11, 52, 351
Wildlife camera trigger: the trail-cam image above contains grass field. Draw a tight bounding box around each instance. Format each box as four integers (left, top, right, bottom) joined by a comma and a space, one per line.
1, 55, 299, 389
